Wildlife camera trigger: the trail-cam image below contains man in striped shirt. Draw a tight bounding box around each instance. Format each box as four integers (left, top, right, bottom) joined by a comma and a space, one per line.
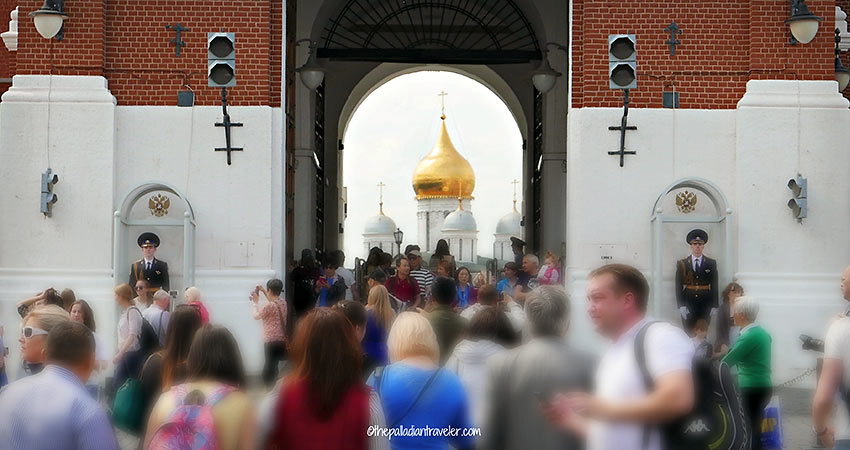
0, 321, 118, 450
407, 246, 434, 301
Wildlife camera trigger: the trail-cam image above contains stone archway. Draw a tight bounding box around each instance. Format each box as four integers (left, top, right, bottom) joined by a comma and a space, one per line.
650, 177, 733, 321
114, 182, 197, 293
294, 0, 568, 261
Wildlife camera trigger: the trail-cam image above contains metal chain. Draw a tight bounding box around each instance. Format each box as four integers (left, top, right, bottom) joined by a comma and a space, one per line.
774, 367, 817, 388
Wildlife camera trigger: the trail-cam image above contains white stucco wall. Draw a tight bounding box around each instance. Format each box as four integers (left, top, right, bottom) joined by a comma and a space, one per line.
0, 75, 283, 376
566, 80, 850, 381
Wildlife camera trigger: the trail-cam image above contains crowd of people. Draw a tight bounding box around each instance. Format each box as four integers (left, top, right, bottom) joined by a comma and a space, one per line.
3, 239, 850, 450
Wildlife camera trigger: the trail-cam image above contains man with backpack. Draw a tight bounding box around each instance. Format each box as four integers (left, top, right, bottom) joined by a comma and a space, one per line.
543, 264, 702, 450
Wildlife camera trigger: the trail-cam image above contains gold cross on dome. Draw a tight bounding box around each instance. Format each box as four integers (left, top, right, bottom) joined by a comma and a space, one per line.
377, 181, 386, 214
438, 91, 448, 119
511, 179, 519, 210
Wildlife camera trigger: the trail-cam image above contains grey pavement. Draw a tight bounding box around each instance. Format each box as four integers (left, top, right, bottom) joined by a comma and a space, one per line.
116, 384, 821, 449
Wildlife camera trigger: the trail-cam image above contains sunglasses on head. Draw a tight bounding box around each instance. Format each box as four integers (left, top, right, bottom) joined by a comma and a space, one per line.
22, 326, 48, 339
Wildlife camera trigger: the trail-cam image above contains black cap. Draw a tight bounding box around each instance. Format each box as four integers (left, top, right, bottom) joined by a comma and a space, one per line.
510, 236, 526, 247
137, 232, 160, 248
687, 229, 708, 245
504, 261, 520, 272
403, 244, 420, 255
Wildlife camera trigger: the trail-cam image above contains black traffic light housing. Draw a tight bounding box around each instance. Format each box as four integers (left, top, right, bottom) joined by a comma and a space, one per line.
208, 32, 236, 87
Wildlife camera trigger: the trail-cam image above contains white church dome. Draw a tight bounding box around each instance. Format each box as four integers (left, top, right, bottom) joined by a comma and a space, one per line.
363, 212, 397, 235
442, 207, 477, 232
495, 209, 521, 235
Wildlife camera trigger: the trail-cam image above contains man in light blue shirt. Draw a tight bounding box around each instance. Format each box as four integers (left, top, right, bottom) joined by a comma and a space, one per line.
0, 321, 118, 450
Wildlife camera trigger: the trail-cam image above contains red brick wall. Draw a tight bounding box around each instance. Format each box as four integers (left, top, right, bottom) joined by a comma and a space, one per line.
572, 0, 836, 109
840, 1, 850, 103
12, 0, 282, 106
0, 0, 17, 97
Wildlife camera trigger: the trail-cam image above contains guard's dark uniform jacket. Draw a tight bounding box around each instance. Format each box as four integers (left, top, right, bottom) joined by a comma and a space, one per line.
675, 255, 718, 329
130, 258, 170, 292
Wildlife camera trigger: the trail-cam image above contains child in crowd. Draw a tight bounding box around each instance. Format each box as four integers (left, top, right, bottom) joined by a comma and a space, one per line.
537, 251, 561, 285
691, 319, 713, 359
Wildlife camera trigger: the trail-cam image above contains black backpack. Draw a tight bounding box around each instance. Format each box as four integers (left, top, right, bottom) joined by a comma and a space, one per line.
128, 306, 159, 354
635, 321, 749, 450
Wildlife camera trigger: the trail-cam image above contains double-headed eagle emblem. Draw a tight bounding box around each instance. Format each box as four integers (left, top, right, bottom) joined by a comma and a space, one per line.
675, 190, 697, 214
148, 194, 171, 217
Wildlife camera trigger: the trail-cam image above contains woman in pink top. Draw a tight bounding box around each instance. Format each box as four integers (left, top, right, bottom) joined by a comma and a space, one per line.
185, 286, 210, 324
251, 279, 288, 388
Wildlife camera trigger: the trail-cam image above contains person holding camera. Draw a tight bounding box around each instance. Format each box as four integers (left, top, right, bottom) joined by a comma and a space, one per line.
812, 265, 850, 449
251, 279, 288, 389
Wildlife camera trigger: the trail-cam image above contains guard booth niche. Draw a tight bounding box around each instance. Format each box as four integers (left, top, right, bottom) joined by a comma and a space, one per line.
114, 182, 196, 300
650, 178, 732, 324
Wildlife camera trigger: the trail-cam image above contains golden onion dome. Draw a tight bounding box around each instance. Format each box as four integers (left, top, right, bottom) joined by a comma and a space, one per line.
412, 115, 476, 200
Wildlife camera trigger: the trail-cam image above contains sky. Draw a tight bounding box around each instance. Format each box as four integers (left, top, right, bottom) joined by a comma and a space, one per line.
342, 71, 524, 260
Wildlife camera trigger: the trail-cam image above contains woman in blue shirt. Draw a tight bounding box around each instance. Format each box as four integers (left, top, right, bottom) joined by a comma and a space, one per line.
368, 312, 475, 450
455, 267, 477, 309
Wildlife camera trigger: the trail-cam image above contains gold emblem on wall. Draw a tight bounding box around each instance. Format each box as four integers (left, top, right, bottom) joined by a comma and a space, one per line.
148, 194, 171, 217
675, 190, 697, 213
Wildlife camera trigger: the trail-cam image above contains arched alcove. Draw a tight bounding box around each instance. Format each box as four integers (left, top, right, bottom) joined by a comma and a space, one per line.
650, 177, 733, 321
114, 182, 196, 293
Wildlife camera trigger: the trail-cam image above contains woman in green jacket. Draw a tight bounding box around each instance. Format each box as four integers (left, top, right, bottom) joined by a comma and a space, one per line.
722, 296, 772, 450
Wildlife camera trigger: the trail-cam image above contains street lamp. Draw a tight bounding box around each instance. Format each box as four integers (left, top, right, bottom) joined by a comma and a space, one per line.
29, 0, 67, 40
393, 228, 403, 257
532, 42, 568, 94
296, 39, 325, 90
835, 29, 850, 91
785, 0, 823, 45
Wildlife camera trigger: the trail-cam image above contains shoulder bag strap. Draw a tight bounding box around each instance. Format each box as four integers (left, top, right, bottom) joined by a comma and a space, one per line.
635, 321, 659, 450
389, 369, 442, 428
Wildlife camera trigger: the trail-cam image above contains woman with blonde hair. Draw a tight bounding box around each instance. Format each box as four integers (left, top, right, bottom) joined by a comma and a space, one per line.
19, 304, 70, 376
363, 285, 395, 366
368, 312, 474, 450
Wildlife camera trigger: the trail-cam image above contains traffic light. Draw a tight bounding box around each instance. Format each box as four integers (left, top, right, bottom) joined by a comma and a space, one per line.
609, 34, 637, 89
208, 32, 235, 87
40, 168, 58, 216
787, 174, 807, 220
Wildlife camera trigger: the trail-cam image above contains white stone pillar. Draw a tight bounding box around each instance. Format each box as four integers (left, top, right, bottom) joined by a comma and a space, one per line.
735, 80, 850, 380
0, 75, 117, 375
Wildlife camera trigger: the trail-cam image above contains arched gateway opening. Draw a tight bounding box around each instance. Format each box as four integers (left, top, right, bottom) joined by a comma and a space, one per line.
294, 0, 566, 263
341, 70, 524, 271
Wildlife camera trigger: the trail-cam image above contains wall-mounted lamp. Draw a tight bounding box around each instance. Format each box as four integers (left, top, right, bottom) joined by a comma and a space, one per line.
296, 39, 324, 91
532, 42, 567, 94
785, 0, 823, 45
28, 0, 67, 41
835, 29, 850, 91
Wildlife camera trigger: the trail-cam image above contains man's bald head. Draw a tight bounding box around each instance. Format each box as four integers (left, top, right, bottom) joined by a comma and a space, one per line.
841, 265, 850, 301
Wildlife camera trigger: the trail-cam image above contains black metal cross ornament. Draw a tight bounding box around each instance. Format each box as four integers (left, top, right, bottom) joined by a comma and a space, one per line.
664, 22, 682, 55
215, 88, 243, 165
608, 89, 637, 167
166, 23, 188, 57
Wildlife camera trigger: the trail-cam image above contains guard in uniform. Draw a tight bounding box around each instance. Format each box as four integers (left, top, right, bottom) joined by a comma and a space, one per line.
129, 232, 170, 293
675, 229, 718, 331
510, 237, 526, 267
